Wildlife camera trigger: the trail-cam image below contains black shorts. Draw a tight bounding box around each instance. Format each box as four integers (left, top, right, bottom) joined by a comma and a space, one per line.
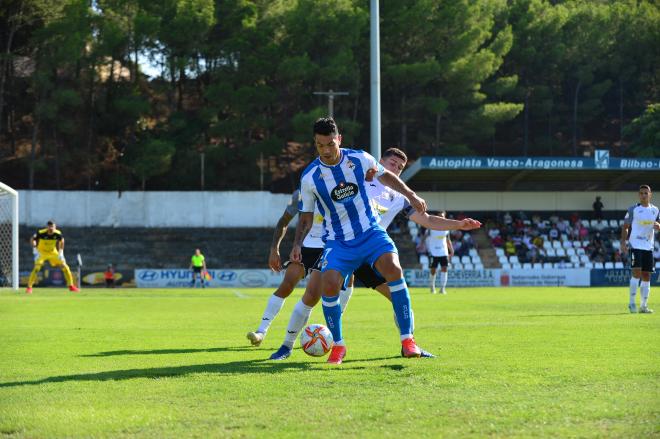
429, 256, 449, 269
192, 266, 203, 273
283, 246, 324, 277
353, 264, 386, 289
630, 249, 655, 272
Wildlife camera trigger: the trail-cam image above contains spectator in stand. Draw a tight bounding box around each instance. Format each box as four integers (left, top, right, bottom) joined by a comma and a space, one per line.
593, 196, 604, 220
591, 232, 604, 250
549, 213, 559, 225
531, 214, 542, 227
556, 218, 568, 234
503, 211, 512, 227
505, 236, 517, 257
518, 211, 528, 222
491, 234, 504, 247
570, 212, 580, 226
579, 223, 590, 240
488, 226, 501, 241
548, 226, 559, 241
462, 231, 475, 250
653, 242, 660, 261
591, 246, 607, 263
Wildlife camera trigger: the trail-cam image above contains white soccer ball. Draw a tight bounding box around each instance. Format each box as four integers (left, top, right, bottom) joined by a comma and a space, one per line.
300, 323, 334, 357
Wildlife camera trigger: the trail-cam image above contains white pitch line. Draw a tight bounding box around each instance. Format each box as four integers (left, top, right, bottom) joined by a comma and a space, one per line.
231, 289, 250, 299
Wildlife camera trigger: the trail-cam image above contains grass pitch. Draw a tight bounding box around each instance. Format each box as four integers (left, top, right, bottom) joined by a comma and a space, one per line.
0, 286, 658, 438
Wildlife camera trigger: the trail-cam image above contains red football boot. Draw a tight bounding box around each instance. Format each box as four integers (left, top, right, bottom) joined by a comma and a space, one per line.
401, 337, 421, 358
327, 345, 347, 364
69, 285, 80, 292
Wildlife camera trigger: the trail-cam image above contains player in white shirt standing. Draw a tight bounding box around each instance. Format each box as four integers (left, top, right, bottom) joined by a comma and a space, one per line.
426, 213, 454, 294
620, 185, 660, 313
246, 190, 326, 346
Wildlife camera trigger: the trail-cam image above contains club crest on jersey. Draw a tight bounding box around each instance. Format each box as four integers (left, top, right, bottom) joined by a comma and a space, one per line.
346, 160, 356, 170
331, 182, 359, 204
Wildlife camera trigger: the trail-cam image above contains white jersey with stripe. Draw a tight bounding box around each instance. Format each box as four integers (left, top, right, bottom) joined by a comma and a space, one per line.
427, 230, 450, 257
285, 190, 325, 248
300, 148, 385, 241
624, 203, 659, 251
366, 178, 414, 229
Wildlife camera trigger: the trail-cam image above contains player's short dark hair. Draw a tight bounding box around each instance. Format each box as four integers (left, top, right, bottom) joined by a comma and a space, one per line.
382, 147, 408, 163
639, 184, 651, 192
313, 117, 339, 136
47, 220, 54, 226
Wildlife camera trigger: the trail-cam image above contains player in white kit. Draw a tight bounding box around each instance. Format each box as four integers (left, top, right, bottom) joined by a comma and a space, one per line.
246, 190, 326, 346
621, 185, 660, 313
426, 213, 453, 294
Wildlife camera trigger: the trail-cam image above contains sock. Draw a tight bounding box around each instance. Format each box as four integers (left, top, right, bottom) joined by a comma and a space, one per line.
322, 295, 344, 345
257, 295, 285, 334
283, 300, 313, 348
61, 264, 74, 286
640, 281, 651, 308
440, 272, 448, 290
339, 286, 354, 313
430, 273, 436, 291
388, 278, 413, 340
629, 277, 639, 306
393, 308, 415, 333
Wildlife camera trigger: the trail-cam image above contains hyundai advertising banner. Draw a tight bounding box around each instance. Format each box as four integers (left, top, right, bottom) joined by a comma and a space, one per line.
134, 268, 302, 288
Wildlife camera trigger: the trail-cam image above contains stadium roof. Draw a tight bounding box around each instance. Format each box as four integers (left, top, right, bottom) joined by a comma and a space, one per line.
401, 152, 660, 192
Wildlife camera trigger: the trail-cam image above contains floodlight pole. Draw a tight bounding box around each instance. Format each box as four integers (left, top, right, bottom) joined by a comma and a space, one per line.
313, 89, 349, 118
370, 0, 381, 160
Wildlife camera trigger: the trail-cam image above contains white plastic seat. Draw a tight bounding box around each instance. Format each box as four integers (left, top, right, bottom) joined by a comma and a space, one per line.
584, 262, 595, 269
581, 219, 590, 228
542, 262, 553, 269
609, 219, 619, 229
543, 241, 552, 250
451, 256, 460, 265
509, 255, 519, 264
576, 247, 586, 255
511, 263, 522, 270
473, 262, 484, 270
419, 255, 429, 269
555, 248, 566, 257
495, 248, 505, 257
579, 255, 590, 264
582, 240, 590, 247
462, 262, 474, 270
460, 255, 471, 264
614, 262, 624, 269
570, 255, 580, 264
566, 248, 576, 256
498, 255, 509, 264
552, 240, 562, 249
452, 262, 463, 270
563, 240, 573, 248
612, 240, 620, 250
590, 219, 599, 228
572, 241, 582, 248
469, 248, 479, 257
545, 248, 556, 257
522, 262, 533, 269
604, 262, 614, 269
500, 262, 511, 269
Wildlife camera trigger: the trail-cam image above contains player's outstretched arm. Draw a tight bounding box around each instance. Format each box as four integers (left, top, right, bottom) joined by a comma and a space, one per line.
377, 170, 426, 213
269, 211, 294, 272
410, 211, 482, 231
289, 212, 313, 263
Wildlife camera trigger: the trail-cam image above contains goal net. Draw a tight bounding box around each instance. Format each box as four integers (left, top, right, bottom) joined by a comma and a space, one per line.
0, 182, 19, 290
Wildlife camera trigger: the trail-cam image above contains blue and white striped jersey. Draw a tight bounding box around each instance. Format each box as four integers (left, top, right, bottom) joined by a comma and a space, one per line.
300, 148, 385, 241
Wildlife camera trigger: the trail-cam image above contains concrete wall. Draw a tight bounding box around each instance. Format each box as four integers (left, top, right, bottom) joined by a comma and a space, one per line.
18, 190, 636, 227
19, 191, 291, 227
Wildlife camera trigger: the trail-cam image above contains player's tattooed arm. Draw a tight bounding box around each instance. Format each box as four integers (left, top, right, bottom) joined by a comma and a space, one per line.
269, 211, 294, 271
377, 170, 427, 213
290, 212, 313, 263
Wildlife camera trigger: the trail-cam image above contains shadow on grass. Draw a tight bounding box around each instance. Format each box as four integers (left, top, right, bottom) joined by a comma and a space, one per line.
81, 346, 258, 357
0, 356, 406, 388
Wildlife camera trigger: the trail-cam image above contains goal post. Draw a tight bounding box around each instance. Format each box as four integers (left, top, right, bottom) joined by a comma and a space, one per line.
0, 182, 19, 291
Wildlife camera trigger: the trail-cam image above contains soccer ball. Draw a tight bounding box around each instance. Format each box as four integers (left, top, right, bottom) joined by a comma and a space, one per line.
300, 324, 334, 357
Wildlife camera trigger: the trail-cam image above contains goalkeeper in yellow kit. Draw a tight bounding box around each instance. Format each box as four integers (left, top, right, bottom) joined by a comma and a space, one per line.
26, 220, 79, 294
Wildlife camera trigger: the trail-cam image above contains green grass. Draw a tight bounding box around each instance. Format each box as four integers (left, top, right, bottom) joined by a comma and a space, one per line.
0, 286, 658, 438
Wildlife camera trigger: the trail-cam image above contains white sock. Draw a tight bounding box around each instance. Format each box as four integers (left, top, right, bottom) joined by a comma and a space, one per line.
430, 273, 436, 291
629, 277, 639, 306
393, 308, 415, 333
283, 300, 313, 348
440, 272, 448, 290
257, 295, 285, 334
640, 281, 651, 308
339, 286, 354, 313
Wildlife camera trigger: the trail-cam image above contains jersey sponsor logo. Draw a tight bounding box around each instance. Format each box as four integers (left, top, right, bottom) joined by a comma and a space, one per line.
331, 182, 359, 204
